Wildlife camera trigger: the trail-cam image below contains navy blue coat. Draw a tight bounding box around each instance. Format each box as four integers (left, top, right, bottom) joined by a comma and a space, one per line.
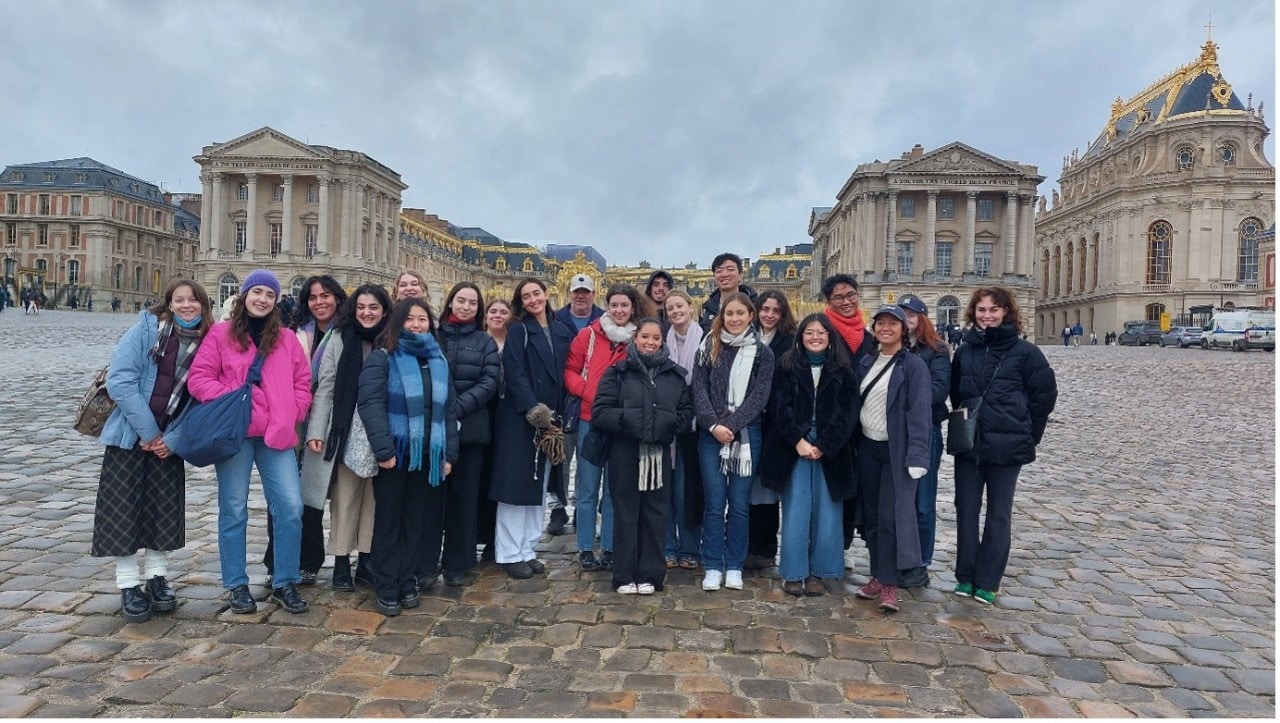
489, 315, 574, 505
908, 339, 952, 425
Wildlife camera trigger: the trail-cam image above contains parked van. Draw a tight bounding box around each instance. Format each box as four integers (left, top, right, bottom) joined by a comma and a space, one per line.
1201, 310, 1275, 351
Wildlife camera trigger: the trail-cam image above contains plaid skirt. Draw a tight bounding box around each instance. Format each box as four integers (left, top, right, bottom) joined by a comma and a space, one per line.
91, 444, 186, 557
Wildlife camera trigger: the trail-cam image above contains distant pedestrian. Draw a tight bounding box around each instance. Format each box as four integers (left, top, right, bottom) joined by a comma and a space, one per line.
1090, 331, 1098, 346
1071, 322, 1083, 347
1061, 324, 1071, 347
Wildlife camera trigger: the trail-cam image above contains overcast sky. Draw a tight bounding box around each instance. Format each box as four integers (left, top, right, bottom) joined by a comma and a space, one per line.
3, 0, 1274, 267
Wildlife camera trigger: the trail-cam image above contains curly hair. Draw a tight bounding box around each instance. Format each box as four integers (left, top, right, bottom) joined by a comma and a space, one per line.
602, 283, 652, 325
964, 286, 1023, 334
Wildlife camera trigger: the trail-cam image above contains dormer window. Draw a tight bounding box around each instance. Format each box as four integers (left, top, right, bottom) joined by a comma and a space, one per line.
74, 173, 87, 184
10, 171, 24, 181
43, 172, 55, 183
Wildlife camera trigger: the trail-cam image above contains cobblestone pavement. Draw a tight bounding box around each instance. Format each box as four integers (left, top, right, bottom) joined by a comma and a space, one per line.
0, 310, 1273, 717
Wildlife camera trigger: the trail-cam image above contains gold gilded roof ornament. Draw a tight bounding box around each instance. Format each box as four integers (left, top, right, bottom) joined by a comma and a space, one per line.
1211, 78, 1233, 107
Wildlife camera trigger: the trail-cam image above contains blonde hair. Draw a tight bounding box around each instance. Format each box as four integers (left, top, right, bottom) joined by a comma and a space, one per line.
392, 269, 430, 303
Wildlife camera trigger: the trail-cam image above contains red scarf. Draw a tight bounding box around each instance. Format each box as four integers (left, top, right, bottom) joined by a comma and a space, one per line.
446, 312, 468, 325
826, 310, 865, 353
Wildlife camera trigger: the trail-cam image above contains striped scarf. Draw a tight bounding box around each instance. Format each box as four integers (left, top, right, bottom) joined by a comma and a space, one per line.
387, 331, 450, 484
152, 318, 201, 418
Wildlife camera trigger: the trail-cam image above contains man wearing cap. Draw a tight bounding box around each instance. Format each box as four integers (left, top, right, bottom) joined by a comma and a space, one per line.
698, 252, 758, 331
645, 270, 674, 329
549, 274, 603, 535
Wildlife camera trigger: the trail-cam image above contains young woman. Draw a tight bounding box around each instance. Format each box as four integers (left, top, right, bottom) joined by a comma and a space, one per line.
357, 297, 458, 616
476, 298, 514, 561
691, 291, 774, 591
188, 269, 312, 616
896, 295, 951, 589
592, 318, 693, 595
300, 284, 390, 591
267, 274, 346, 586
747, 290, 797, 572
950, 288, 1057, 605
852, 306, 932, 613
759, 314, 857, 597
435, 282, 501, 588
392, 269, 429, 304
663, 291, 703, 570
488, 278, 574, 579
93, 279, 213, 622
565, 284, 649, 572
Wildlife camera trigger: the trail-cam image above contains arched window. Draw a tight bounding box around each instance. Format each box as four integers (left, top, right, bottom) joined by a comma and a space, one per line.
1041, 249, 1051, 297
1065, 241, 1074, 295
1238, 217, 1263, 282
1077, 239, 1088, 293
1052, 246, 1062, 297
290, 276, 307, 297
1220, 142, 1237, 167
1091, 233, 1100, 291
1144, 302, 1165, 322
67, 259, 80, 285
785, 264, 798, 280
936, 295, 961, 329
1176, 146, 1194, 171
218, 273, 239, 305
1146, 221, 1172, 284
522, 257, 534, 273
495, 257, 507, 272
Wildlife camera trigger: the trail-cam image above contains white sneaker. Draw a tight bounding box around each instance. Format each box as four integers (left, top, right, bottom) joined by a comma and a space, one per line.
636, 583, 655, 595
616, 583, 638, 595
724, 570, 744, 590
702, 570, 723, 591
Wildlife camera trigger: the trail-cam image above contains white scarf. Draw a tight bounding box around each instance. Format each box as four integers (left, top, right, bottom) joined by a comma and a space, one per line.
599, 314, 636, 344
718, 328, 758, 476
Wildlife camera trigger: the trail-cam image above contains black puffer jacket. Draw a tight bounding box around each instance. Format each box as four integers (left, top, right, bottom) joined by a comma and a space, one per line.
908, 339, 951, 425
698, 284, 759, 332
591, 352, 693, 448
758, 358, 859, 502
357, 349, 459, 467
950, 322, 1057, 465
439, 321, 500, 445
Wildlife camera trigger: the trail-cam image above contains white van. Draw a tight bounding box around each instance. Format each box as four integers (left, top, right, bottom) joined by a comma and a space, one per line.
1201, 310, 1276, 351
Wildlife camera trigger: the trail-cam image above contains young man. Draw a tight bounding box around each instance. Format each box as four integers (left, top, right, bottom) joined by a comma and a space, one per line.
550, 273, 603, 535
698, 253, 758, 331
645, 270, 674, 329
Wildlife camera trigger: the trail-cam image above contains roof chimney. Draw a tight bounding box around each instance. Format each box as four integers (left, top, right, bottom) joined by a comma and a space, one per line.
911, 144, 925, 159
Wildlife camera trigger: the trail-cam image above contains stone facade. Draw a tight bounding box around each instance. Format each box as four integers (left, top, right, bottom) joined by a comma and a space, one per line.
811, 142, 1044, 330
192, 127, 407, 304
0, 157, 199, 312
1034, 39, 1275, 340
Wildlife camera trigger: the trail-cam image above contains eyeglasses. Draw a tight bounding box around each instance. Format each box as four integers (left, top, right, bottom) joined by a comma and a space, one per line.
828, 292, 858, 304
802, 330, 829, 338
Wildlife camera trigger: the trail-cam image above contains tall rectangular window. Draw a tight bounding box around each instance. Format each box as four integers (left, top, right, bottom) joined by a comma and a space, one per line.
935, 241, 954, 276
4, 222, 14, 246
898, 196, 916, 219
5, 193, 17, 214
234, 222, 247, 253
896, 241, 914, 276
304, 225, 318, 258
38, 194, 50, 215
67, 259, 80, 285
269, 223, 282, 255
70, 195, 82, 217
977, 198, 994, 220
115, 231, 123, 253
69, 224, 80, 248
306, 185, 318, 203
938, 197, 955, 220
36, 223, 48, 246
975, 242, 993, 277
237, 183, 249, 201
272, 184, 284, 203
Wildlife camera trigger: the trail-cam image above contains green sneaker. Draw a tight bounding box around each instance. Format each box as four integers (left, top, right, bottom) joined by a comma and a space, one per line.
953, 582, 974, 597
974, 588, 996, 605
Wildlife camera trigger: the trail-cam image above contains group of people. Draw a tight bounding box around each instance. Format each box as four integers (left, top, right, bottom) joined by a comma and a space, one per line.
90, 255, 1057, 623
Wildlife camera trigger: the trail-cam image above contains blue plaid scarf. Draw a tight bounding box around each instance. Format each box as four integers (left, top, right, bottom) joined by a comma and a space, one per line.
387, 331, 449, 484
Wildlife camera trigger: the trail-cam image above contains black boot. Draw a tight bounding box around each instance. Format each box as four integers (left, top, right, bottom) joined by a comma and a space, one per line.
144, 575, 177, 612
332, 556, 354, 591
354, 552, 374, 588
121, 586, 152, 623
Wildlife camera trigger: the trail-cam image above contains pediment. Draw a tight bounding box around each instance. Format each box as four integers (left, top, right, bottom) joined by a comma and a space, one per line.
207, 127, 327, 161
891, 142, 1024, 175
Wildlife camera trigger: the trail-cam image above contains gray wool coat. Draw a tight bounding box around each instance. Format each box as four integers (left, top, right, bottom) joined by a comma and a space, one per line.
299, 333, 373, 509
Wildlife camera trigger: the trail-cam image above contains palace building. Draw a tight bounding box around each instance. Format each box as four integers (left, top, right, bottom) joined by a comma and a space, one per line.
1033, 37, 1274, 339
0, 158, 200, 312
809, 142, 1044, 331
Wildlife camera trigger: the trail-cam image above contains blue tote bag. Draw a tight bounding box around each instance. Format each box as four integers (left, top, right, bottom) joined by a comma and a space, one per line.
170, 351, 266, 467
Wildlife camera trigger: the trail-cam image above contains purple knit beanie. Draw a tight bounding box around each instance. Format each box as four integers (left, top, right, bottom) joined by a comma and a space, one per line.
240, 269, 281, 297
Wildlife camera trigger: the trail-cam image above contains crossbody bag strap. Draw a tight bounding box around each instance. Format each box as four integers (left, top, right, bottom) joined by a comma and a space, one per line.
246, 350, 267, 386
858, 351, 900, 404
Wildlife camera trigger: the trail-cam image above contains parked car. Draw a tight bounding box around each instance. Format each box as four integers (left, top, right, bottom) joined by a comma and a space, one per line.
1118, 321, 1163, 346
1159, 326, 1203, 348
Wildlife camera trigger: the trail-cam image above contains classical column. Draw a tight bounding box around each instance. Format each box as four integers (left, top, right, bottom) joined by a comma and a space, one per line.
340, 179, 354, 256
924, 190, 938, 275
199, 173, 213, 253
281, 174, 294, 255
964, 191, 978, 273
318, 175, 331, 255
863, 193, 876, 274
1003, 192, 1018, 274
385, 195, 396, 267
245, 173, 259, 254
885, 191, 898, 274
1018, 194, 1035, 276
210, 174, 223, 253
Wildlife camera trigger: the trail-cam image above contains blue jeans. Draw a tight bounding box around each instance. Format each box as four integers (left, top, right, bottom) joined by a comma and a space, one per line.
664, 441, 701, 562
916, 422, 943, 566
215, 438, 303, 589
778, 459, 844, 582
574, 419, 613, 554
698, 425, 759, 573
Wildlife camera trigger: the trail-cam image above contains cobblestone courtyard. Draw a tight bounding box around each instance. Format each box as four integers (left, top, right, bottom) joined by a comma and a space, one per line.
0, 310, 1273, 717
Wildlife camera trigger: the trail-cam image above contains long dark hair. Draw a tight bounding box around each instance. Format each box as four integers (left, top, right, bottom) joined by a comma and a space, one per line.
780, 313, 850, 372
382, 297, 436, 352
339, 283, 392, 331
443, 281, 486, 331
510, 277, 548, 322
229, 293, 283, 353
755, 290, 797, 337
293, 275, 347, 329
149, 278, 213, 338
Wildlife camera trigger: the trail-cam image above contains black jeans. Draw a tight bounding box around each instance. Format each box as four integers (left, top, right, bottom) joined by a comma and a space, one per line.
441, 444, 485, 575
264, 504, 325, 576
953, 456, 1021, 592
372, 466, 436, 601
747, 502, 780, 559
857, 437, 906, 586
609, 461, 669, 591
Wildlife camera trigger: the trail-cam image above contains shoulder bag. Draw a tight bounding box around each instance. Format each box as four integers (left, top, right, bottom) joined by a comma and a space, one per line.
73, 366, 115, 437
342, 409, 379, 478
946, 357, 1003, 456
562, 331, 595, 435
170, 351, 266, 467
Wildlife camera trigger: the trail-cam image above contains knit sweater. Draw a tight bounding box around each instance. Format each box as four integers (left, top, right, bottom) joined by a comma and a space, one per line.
859, 353, 895, 441
691, 340, 775, 434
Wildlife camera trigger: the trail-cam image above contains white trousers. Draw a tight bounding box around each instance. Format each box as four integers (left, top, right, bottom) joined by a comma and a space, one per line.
495, 503, 543, 563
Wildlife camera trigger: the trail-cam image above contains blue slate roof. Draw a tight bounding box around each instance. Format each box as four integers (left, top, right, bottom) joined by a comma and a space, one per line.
0, 157, 167, 205
174, 206, 200, 236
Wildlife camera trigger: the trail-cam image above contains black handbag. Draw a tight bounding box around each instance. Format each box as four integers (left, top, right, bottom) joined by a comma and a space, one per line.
946, 358, 1002, 456
579, 425, 610, 467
